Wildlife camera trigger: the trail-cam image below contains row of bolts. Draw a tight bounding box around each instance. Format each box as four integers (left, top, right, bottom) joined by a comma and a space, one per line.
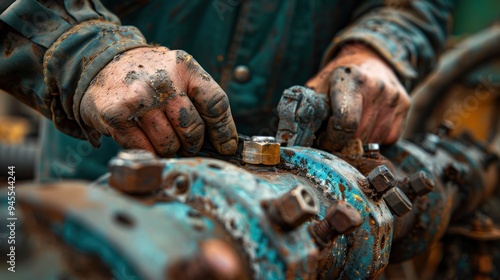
108, 141, 436, 250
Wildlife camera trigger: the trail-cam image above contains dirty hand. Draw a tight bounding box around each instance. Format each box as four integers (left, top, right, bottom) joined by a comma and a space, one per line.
80, 46, 238, 156
305, 43, 410, 151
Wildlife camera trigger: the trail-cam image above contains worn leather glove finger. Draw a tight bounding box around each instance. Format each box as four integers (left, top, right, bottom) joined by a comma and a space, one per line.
80, 46, 238, 156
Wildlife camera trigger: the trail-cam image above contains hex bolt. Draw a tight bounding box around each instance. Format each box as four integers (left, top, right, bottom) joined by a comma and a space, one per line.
367, 165, 398, 196
363, 143, 380, 158
117, 149, 156, 161
409, 171, 435, 196
267, 185, 319, 231
434, 120, 454, 137
309, 200, 362, 248
383, 187, 413, 217
444, 161, 467, 185
108, 149, 164, 194
420, 133, 440, 155
242, 136, 281, 165
167, 239, 241, 280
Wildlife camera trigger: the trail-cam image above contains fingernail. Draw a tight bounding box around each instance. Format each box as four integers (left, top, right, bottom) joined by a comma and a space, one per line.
220, 139, 237, 155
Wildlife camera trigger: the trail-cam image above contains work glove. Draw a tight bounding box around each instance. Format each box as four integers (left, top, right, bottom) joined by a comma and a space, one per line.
80, 46, 238, 157
306, 44, 410, 151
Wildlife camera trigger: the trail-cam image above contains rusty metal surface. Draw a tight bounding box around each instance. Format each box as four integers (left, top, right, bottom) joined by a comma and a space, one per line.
276, 86, 330, 147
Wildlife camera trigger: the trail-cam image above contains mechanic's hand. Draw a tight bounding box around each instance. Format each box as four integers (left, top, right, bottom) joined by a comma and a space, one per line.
305, 44, 410, 151
80, 46, 238, 157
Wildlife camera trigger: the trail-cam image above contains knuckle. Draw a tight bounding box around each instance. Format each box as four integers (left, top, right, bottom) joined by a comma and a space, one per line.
204, 90, 230, 118
179, 120, 205, 142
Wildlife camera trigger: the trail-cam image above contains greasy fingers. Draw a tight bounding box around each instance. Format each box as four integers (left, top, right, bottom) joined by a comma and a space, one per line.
317, 67, 363, 151
175, 50, 238, 155
80, 47, 238, 156
305, 44, 411, 151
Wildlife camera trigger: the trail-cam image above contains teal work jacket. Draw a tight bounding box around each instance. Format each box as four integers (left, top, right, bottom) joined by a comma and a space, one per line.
0, 0, 453, 181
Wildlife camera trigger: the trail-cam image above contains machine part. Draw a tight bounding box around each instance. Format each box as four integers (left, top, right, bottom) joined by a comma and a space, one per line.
309, 200, 362, 248
417, 133, 440, 155
400, 170, 435, 200
363, 143, 381, 159
448, 214, 500, 241
167, 239, 242, 280
382, 187, 412, 217
4, 126, 497, 279
443, 161, 468, 185
2, 181, 246, 280
405, 23, 500, 138
241, 136, 281, 165
0, 141, 37, 180
366, 165, 398, 197
266, 185, 319, 231
108, 149, 164, 194
276, 86, 330, 147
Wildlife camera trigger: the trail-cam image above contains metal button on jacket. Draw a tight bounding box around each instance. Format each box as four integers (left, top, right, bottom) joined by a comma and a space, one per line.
233, 65, 251, 83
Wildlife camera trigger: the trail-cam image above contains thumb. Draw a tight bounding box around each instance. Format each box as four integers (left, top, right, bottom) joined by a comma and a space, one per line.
317, 66, 364, 151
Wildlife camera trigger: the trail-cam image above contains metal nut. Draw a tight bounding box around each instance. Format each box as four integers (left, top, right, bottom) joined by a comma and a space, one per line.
324, 200, 363, 234
108, 149, 163, 194
268, 185, 318, 230
420, 133, 440, 155
242, 137, 281, 165
409, 171, 435, 196
310, 200, 362, 248
367, 165, 398, 195
383, 187, 412, 217
363, 143, 380, 158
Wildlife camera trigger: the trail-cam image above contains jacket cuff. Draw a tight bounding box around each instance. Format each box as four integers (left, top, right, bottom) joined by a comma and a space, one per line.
321, 12, 419, 90
43, 20, 149, 146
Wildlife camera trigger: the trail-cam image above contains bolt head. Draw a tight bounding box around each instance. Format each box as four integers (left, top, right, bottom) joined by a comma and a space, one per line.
325, 200, 362, 234
409, 171, 435, 196
367, 165, 398, 195
383, 187, 412, 217
270, 185, 318, 230
242, 138, 281, 165
109, 150, 163, 194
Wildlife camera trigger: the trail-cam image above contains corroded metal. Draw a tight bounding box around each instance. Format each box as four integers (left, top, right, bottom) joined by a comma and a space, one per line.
108, 149, 164, 194
267, 185, 319, 231
242, 136, 281, 165
276, 86, 330, 147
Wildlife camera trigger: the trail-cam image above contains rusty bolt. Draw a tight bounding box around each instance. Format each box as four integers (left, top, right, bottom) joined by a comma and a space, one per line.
363, 143, 380, 158
383, 187, 412, 217
434, 120, 454, 137
108, 149, 164, 194
420, 133, 440, 155
409, 171, 435, 196
367, 165, 398, 196
310, 200, 362, 248
242, 136, 281, 165
444, 161, 467, 185
267, 185, 318, 231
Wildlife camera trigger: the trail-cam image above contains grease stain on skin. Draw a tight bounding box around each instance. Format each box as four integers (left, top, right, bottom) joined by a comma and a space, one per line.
178, 107, 192, 128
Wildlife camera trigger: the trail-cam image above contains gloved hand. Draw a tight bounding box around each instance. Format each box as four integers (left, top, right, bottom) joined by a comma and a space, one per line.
80, 46, 238, 157
306, 44, 410, 151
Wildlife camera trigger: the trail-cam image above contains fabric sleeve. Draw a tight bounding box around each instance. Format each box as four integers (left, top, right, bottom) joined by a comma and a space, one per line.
322, 0, 454, 90
0, 0, 149, 146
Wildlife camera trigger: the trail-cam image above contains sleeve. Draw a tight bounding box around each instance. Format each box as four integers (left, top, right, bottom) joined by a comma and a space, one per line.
0, 0, 149, 146
321, 0, 454, 90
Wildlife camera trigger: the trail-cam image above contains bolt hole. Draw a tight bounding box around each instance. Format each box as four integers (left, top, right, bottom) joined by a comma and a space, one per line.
344, 67, 351, 74
301, 189, 315, 207
114, 212, 135, 228
380, 234, 386, 248
207, 163, 223, 170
